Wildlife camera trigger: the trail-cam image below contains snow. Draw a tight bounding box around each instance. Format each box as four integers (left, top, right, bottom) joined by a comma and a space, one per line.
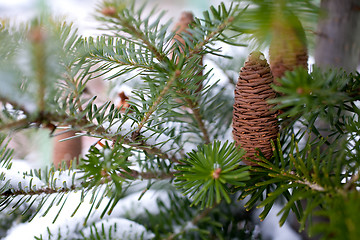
3, 186, 170, 239
0, 1, 304, 240
173, 221, 197, 235
81, 218, 155, 240
0, 166, 45, 193
255, 204, 301, 240
51, 169, 85, 189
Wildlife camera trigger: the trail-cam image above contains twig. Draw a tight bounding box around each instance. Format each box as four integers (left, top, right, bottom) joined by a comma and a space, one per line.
0, 119, 30, 131
344, 171, 360, 190
45, 113, 182, 162
183, 98, 210, 144
295, 179, 325, 192
135, 70, 181, 135
1, 170, 177, 197
118, 18, 166, 63
1, 185, 76, 197
188, 16, 234, 59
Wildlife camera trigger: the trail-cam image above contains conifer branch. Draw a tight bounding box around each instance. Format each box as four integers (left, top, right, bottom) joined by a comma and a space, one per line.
0, 119, 30, 131
29, 27, 47, 112
119, 20, 167, 63
295, 179, 325, 192
135, 70, 181, 136
45, 113, 182, 162
101, 7, 167, 64
189, 16, 235, 58
1, 185, 77, 197
183, 98, 210, 144
0, 170, 176, 198
87, 53, 155, 72
344, 171, 360, 190
64, 72, 84, 112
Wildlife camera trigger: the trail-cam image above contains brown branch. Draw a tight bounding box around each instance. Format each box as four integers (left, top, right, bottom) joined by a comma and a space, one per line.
1, 185, 76, 197
0, 119, 30, 131
295, 179, 326, 192
344, 171, 360, 190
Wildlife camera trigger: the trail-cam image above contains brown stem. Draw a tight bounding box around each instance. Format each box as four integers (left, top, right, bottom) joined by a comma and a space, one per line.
184, 98, 210, 144
0, 119, 30, 131
30, 27, 47, 112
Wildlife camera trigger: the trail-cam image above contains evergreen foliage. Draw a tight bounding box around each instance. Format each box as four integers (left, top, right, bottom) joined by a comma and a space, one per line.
0, 0, 359, 239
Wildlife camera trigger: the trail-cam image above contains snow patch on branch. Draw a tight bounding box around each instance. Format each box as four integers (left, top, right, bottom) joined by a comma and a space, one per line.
0, 167, 44, 193
81, 218, 155, 240
50, 169, 85, 189
4, 188, 170, 240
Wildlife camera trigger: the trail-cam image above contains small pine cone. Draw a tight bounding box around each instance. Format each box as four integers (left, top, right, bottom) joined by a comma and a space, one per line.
232, 51, 279, 165
172, 11, 195, 55
171, 11, 202, 92
269, 14, 308, 82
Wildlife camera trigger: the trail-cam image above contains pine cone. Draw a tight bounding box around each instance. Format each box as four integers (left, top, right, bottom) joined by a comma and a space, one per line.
269, 13, 308, 82
171, 12, 202, 93
172, 11, 195, 55
232, 51, 279, 165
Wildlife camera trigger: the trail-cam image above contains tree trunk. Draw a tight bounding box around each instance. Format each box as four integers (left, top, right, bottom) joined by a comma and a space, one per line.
315, 0, 360, 71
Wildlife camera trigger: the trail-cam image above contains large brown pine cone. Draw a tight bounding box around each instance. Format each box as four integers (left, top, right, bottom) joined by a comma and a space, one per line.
232, 51, 279, 165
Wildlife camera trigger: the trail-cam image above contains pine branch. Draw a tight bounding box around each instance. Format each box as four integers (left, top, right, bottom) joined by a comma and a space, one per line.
0, 119, 30, 131
99, 4, 168, 64
87, 51, 155, 72
29, 26, 47, 113
189, 16, 235, 58
183, 98, 210, 144
50, 114, 182, 162
344, 171, 360, 190
295, 179, 325, 192
1, 185, 76, 197
134, 70, 181, 137
1, 168, 176, 198
119, 19, 167, 63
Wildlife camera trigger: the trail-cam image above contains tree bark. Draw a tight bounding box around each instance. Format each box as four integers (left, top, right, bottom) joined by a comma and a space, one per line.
315, 0, 360, 71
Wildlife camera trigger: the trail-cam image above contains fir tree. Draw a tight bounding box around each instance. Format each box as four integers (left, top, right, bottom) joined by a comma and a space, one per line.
0, 0, 359, 239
